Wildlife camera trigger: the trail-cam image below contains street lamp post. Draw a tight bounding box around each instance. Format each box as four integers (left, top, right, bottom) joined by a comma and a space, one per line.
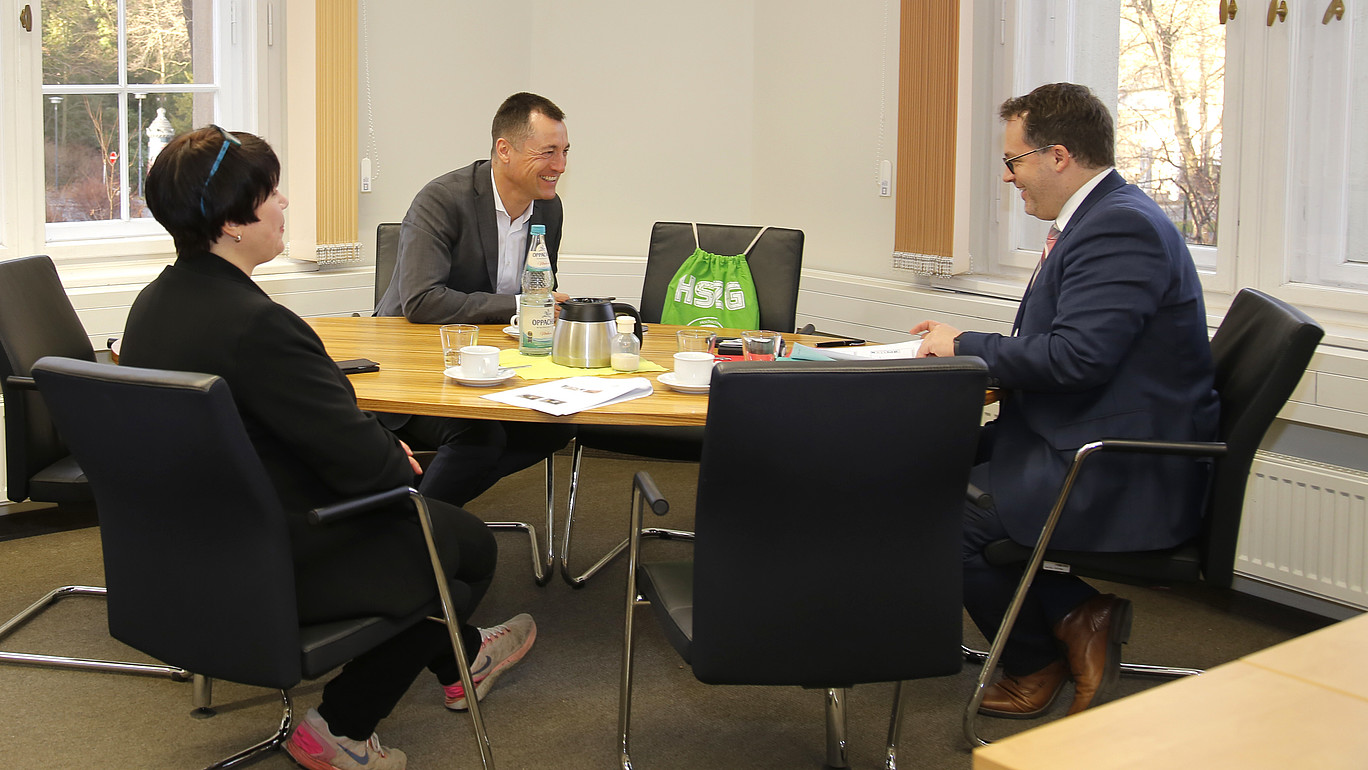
49, 96, 63, 191
134, 93, 147, 199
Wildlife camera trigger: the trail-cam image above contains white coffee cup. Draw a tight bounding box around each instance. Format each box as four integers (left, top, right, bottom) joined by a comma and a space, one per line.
673, 351, 716, 386
459, 345, 501, 378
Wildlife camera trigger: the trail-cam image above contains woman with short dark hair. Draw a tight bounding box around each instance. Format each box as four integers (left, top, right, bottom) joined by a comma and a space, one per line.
123, 126, 535, 770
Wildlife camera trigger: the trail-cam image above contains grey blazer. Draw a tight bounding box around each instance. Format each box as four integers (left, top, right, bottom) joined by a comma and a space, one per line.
374, 159, 563, 324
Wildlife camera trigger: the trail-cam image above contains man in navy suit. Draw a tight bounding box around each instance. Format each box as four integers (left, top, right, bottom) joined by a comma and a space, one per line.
914, 83, 1220, 718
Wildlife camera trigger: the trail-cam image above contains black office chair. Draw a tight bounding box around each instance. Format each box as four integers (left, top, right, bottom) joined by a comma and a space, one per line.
374, 221, 554, 586
963, 288, 1324, 746
374, 221, 401, 307
31, 356, 496, 769
0, 255, 185, 682
562, 222, 805, 586
619, 358, 988, 769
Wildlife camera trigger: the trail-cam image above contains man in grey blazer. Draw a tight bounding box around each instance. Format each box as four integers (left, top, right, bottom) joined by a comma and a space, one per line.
914, 83, 1220, 718
374, 93, 574, 507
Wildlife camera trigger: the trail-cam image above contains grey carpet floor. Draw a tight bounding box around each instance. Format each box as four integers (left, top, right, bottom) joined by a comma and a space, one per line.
0, 452, 1331, 769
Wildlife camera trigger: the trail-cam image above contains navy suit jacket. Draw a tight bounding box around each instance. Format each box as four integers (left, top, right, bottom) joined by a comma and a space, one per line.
374, 158, 563, 324
956, 171, 1220, 552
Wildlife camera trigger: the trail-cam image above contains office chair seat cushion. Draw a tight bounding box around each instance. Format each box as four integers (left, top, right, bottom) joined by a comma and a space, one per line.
299, 597, 448, 680
576, 425, 705, 462
638, 561, 695, 662
983, 538, 1203, 585
28, 455, 93, 503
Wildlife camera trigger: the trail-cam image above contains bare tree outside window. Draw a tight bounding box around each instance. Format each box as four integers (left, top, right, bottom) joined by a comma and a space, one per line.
42, 0, 202, 224
1116, 0, 1224, 247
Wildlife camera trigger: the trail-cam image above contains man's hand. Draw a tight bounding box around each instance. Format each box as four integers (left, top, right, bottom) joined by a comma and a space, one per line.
552, 291, 571, 318
398, 440, 423, 476
910, 320, 962, 357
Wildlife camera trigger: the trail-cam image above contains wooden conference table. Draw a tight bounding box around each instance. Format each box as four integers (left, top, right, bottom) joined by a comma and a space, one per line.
307, 316, 834, 426
972, 611, 1368, 770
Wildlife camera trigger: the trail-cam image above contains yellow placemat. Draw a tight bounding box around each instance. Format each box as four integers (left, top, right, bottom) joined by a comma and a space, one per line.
500, 350, 666, 379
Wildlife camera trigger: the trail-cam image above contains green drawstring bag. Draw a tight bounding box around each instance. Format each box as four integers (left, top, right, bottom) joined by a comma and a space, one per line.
660, 224, 765, 329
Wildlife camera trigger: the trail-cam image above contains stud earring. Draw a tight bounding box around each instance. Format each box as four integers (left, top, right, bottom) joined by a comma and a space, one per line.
234, 234, 242, 243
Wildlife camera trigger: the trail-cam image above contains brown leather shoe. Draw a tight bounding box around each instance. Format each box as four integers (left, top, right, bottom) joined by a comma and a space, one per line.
978, 659, 1068, 718
1053, 593, 1132, 715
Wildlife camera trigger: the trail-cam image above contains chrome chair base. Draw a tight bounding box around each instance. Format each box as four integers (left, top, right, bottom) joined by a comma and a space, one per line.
419, 451, 554, 586
204, 689, 292, 770
0, 585, 191, 680
561, 439, 694, 587
960, 644, 1203, 680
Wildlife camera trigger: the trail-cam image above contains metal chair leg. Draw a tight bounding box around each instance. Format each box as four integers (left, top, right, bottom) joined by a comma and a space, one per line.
483, 454, 556, 586
618, 475, 660, 770
825, 687, 850, 769
412, 491, 495, 769
191, 674, 216, 718
561, 440, 693, 588
203, 689, 292, 769
884, 681, 909, 770
0, 584, 191, 680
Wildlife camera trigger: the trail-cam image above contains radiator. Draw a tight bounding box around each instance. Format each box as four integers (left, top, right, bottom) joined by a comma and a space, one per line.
1238, 452, 1368, 610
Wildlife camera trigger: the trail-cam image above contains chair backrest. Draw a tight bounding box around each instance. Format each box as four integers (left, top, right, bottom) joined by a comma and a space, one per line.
639, 222, 804, 332
689, 358, 989, 687
1201, 288, 1323, 588
375, 222, 402, 307
0, 255, 96, 502
32, 356, 304, 689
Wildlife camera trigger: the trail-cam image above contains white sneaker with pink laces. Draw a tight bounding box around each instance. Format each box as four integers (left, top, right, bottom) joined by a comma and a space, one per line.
285, 707, 405, 770
444, 613, 537, 710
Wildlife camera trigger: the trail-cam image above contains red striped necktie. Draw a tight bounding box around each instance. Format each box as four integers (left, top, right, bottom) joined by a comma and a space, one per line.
1027, 225, 1061, 289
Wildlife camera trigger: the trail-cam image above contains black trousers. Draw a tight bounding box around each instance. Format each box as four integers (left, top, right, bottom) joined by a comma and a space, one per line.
389, 414, 575, 507
962, 474, 1097, 676
304, 498, 496, 740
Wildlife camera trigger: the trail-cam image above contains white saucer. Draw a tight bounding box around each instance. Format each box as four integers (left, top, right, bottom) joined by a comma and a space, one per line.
444, 367, 517, 387
658, 372, 710, 394
503, 326, 520, 338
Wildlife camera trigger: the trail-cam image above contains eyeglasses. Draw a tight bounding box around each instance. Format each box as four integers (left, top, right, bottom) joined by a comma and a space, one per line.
199, 125, 242, 216
1003, 144, 1056, 174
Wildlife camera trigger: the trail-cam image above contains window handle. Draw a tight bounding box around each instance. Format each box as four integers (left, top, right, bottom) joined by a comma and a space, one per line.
1267, 0, 1288, 25
1220, 0, 1239, 24
19, 4, 32, 32
1323, 0, 1346, 23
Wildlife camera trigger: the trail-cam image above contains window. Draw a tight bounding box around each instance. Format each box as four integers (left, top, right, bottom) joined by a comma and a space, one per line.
937, 0, 1368, 338
2, 0, 262, 260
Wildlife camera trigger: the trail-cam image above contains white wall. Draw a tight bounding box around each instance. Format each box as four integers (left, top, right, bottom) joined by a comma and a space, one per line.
356, 0, 901, 274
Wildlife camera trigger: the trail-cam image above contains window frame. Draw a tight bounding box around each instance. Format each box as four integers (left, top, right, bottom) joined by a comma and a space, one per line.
1, 0, 269, 268
934, 0, 1368, 346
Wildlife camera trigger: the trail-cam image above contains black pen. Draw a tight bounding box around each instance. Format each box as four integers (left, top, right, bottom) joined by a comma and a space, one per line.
814, 338, 866, 348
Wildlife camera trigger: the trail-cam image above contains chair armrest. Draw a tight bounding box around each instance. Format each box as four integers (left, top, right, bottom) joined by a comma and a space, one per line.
1088, 437, 1228, 459
307, 486, 415, 526
632, 471, 670, 516
966, 483, 993, 509
4, 375, 37, 391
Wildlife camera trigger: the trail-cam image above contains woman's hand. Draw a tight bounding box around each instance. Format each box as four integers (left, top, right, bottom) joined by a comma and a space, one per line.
398, 440, 423, 476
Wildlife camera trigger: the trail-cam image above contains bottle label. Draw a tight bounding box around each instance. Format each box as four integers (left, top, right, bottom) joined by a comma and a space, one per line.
518, 299, 555, 355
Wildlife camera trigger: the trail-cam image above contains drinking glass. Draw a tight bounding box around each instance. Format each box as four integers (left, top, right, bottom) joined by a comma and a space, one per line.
440, 324, 479, 369
741, 330, 783, 360
676, 328, 718, 354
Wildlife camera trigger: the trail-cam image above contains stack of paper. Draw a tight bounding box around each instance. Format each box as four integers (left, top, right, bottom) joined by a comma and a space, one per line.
481, 376, 654, 416
789, 339, 922, 361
